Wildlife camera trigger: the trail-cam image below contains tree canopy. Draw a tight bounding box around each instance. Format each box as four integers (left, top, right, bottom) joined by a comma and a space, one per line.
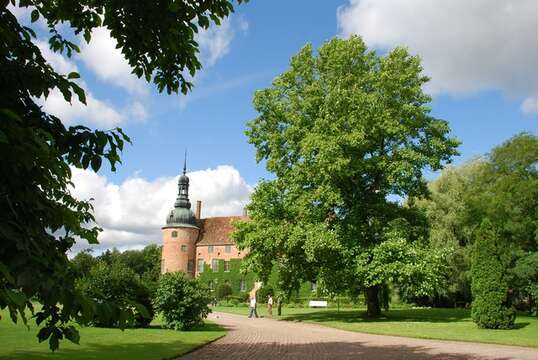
414, 132, 538, 312
234, 36, 459, 317
0, 0, 247, 350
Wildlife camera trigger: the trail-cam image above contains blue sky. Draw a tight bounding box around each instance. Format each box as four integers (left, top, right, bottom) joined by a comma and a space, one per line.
92, 0, 537, 185
12, 0, 538, 251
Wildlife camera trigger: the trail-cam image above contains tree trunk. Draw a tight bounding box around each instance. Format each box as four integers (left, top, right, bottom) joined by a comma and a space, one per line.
366, 285, 381, 318
277, 299, 282, 316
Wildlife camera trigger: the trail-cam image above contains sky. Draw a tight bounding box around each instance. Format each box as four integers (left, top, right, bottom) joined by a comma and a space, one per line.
11, 0, 538, 252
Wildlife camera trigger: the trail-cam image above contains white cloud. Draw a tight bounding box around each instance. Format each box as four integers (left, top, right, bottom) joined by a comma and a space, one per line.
80, 27, 148, 95
42, 88, 123, 128
238, 17, 249, 33
522, 95, 538, 114
70, 165, 252, 252
37, 40, 78, 75
42, 87, 147, 128
197, 17, 235, 66
337, 0, 538, 110
126, 101, 149, 122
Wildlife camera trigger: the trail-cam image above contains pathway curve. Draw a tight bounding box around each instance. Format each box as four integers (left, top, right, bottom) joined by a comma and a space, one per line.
178, 312, 537, 360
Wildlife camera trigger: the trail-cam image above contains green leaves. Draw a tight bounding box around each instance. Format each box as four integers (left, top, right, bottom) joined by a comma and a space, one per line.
240, 36, 459, 314
30, 9, 39, 23
154, 273, 212, 330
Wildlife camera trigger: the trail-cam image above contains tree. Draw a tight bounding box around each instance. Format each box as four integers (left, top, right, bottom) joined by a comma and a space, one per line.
414, 133, 538, 310
77, 262, 154, 328
0, 0, 247, 350
234, 36, 459, 317
215, 283, 233, 300
471, 219, 515, 328
71, 249, 99, 278
153, 272, 212, 330
410, 160, 488, 306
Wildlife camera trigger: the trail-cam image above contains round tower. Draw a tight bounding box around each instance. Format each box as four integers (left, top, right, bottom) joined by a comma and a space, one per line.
161, 156, 198, 277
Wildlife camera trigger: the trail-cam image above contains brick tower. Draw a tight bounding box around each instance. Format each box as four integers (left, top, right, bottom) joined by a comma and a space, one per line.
161, 154, 199, 277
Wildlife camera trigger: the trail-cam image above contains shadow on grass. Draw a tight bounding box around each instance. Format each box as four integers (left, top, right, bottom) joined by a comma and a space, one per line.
1, 341, 198, 360
282, 308, 472, 324
147, 322, 224, 332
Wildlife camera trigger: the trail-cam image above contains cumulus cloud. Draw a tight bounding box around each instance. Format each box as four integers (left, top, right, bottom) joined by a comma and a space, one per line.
197, 17, 235, 66
69, 165, 252, 252
337, 0, 538, 112
36, 40, 78, 75
80, 27, 148, 95
41, 87, 146, 128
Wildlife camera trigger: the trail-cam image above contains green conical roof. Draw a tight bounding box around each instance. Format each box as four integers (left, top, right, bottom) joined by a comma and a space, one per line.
165, 153, 198, 228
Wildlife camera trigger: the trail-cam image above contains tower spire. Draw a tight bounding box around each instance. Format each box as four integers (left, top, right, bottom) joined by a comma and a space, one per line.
183, 149, 187, 175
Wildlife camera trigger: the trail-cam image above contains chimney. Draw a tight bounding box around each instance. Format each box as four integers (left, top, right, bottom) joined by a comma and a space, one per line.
195, 200, 202, 219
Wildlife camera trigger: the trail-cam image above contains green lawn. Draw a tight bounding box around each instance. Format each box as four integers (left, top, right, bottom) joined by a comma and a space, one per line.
214, 305, 538, 348
0, 309, 225, 360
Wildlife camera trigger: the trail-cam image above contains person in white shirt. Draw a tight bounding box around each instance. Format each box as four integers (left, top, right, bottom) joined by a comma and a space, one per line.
248, 296, 258, 318
267, 295, 273, 317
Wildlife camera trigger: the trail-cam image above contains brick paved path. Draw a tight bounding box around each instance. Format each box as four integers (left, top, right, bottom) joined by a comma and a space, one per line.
178, 312, 538, 360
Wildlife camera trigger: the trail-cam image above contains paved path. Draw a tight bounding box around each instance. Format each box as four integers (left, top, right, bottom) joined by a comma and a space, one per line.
179, 312, 538, 360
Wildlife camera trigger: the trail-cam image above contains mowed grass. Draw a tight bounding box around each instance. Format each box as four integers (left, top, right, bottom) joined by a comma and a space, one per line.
213, 305, 538, 347
0, 308, 225, 360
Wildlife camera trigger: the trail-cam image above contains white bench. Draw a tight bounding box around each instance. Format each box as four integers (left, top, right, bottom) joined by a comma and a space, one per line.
308, 300, 328, 308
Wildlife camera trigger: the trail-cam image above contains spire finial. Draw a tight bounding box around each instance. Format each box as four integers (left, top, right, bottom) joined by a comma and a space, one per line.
183, 149, 187, 175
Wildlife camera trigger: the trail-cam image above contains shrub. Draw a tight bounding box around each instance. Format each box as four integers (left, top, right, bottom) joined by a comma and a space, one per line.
77, 262, 154, 327
153, 272, 212, 330
215, 283, 232, 300
471, 220, 515, 329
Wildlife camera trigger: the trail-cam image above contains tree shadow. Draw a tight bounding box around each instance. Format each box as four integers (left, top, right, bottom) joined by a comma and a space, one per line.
282, 308, 472, 324
177, 340, 517, 360
511, 322, 530, 330
146, 322, 224, 332
1, 341, 200, 360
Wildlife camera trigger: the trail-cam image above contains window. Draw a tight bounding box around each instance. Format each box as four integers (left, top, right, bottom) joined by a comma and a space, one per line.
224, 261, 230, 272
240, 279, 246, 292
187, 259, 194, 273
211, 258, 219, 272
171, 231, 178, 238
181, 244, 187, 252
197, 258, 204, 273
208, 245, 214, 253
225, 245, 231, 253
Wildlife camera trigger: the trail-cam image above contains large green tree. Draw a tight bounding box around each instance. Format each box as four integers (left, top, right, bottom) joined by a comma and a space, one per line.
0, 0, 247, 350
234, 37, 459, 317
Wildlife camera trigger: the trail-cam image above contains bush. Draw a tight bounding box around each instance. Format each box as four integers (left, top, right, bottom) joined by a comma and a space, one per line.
471, 220, 515, 329
77, 262, 154, 327
215, 283, 232, 300
153, 272, 212, 330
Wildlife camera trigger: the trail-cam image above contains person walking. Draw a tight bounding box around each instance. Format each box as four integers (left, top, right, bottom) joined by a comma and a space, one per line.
267, 294, 273, 317
248, 296, 258, 318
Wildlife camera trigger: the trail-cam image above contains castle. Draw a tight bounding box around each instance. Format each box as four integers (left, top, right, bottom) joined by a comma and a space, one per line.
161, 161, 248, 277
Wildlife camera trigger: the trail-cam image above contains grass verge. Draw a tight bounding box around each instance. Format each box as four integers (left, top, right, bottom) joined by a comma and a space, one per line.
0, 308, 225, 360
213, 305, 538, 348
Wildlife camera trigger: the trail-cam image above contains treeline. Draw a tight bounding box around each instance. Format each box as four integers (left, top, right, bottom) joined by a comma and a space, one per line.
409, 133, 537, 325
70, 245, 211, 330
70, 245, 162, 327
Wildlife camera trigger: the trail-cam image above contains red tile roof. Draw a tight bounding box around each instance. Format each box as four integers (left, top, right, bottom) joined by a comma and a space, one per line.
197, 216, 249, 245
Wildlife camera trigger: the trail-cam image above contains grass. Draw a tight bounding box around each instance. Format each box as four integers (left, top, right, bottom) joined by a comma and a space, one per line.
213, 305, 538, 348
0, 308, 225, 360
